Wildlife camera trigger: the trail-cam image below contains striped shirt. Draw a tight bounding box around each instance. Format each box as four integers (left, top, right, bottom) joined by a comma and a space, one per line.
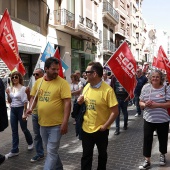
140, 83, 170, 123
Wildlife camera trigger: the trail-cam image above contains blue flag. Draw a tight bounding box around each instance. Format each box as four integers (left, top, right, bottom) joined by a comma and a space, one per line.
40, 42, 69, 71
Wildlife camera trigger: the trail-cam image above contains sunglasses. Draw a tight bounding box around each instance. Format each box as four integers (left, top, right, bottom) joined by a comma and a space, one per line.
85, 71, 94, 74
12, 76, 19, 80
33, 73, 39, 76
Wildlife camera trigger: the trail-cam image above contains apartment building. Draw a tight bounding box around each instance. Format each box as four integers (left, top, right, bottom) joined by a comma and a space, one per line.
0, 0, 48, 85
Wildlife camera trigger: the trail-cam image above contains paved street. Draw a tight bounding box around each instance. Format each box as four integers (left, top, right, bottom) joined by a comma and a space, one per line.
0, 105, 170, 170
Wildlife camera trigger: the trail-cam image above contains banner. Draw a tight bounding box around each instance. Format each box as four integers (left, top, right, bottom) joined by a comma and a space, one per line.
158, 46, 170, 82
54, 47, 64, 78
157, 49, 166, 70
107, 42, 137, 98
0, 9, 20, 70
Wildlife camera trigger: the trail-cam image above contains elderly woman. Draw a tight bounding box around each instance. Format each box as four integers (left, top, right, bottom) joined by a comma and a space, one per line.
6, 71, 33, 158
139, 70, 170, 169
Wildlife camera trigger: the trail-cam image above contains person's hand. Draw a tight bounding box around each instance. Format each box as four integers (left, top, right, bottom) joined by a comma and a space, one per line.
77, 95, 84, 105
6, 88, 10, 95
145, 100, 153, 107
25, 109, 32, 117
25, 87, 30, 95
99, 125, 107, 131
60, 122, 68, 135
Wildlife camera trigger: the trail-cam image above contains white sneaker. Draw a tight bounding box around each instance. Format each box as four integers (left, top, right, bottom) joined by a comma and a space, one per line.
28, 143, 34, 150
135, 113, 141, 117
6, 152, 19, 158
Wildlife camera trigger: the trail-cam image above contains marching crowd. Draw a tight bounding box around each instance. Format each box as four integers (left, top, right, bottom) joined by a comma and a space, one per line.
0, 57, 170, 170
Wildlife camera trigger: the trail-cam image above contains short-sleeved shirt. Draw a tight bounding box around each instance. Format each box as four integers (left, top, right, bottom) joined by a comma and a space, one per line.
140, 84, 170, 123
82, 81, 118, 133
31, 76, 71, 126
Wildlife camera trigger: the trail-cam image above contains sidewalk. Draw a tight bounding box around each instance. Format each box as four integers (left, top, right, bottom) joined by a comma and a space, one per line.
0, 105, 170, 170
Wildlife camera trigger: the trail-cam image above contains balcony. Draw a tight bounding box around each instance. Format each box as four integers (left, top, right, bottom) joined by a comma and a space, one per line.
103, 40, 115, 53
102, 1, 119, 25
54, 9, 75, 28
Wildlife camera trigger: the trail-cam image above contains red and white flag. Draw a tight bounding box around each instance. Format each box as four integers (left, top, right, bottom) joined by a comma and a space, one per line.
156, 49, 166, 70
152, 56, 157, 67
107, 41, 137, 99
158, 46, 170, 82
0, 9, 21, 71
16, 61, 26, 76
54, 47, 64, 78
142, 63, 149, 73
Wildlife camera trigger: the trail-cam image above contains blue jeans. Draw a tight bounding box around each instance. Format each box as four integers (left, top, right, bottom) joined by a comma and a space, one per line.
32, 114, 44, 157
135, 94, 141, 114
115, 99, 128, 130
40, 126, 63, 170
10, 106, 33, 153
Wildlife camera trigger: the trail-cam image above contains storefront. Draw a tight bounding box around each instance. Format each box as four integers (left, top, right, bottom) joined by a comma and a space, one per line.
71, 37, 97, 73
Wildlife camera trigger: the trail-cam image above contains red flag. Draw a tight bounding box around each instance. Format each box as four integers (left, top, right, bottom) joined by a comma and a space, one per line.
16, 60, 26, 76
107, 42, 137, 99
158, 46, 170, 82
142, 63, 149, 73
54, 47, 64, 78
0, 9, 20, 70
152, 56, 157, 67
157, 49, 166, 70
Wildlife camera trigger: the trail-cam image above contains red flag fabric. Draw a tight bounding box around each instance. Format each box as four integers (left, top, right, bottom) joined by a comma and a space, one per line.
16, 61, 26, 76
0, 9, 20, 70
158, 46, 170, 82
152, 56, 157, 67
142, 63, 149, 73
107, 42, 137, 99
157, 49, 166, 70
54, 47, 64, 78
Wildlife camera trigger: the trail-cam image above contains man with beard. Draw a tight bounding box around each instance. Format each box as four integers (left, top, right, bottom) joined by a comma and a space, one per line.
26, 57, 71, 170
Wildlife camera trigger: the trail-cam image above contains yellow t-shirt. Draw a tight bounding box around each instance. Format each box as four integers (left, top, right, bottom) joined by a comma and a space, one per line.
82, 82, 118, 133
31, 76, 71, 126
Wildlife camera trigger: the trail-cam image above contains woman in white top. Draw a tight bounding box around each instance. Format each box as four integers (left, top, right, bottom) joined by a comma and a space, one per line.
139, 70, 170, 169
70, 73, 83, 124
6, 71, 33, 158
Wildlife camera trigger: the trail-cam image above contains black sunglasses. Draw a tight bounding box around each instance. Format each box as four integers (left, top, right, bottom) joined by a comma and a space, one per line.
33, 73, 39, 76
12, 76, 19, 80
85, 71, 94, 74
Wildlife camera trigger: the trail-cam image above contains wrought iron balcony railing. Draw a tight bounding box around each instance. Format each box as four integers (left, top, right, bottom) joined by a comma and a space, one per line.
79, 15, 84, 24
103, 2, 119, 23
103, 40, 115, 52
54, 9, 75, 28
86, 17, 93, 29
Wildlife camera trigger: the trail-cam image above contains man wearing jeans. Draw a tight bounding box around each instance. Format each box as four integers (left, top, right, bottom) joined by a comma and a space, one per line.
110, 76, 129, 135
77, 62, 118, 170
25, 68, 45, 162
26, 57, 71, 170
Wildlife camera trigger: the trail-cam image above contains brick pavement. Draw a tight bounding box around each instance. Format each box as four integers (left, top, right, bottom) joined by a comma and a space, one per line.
0, 106, 170, 170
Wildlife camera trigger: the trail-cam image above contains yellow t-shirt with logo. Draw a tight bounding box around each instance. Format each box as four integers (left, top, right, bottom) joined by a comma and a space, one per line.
82, 81, 118, 133
31, 76, 71, 126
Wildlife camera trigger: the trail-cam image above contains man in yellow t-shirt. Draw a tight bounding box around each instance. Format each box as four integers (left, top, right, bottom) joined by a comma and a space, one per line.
26, 57, 71, 170
77, 62, 118, 170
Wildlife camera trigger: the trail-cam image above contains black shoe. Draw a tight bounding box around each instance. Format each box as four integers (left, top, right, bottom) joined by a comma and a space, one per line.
160, 154, 166, 166
123, 126, 128, 130
0, 154, 7, 165
139, 160, 151, 169
114, 130, 120, 135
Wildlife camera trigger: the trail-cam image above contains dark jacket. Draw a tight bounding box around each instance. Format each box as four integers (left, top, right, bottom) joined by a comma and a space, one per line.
71, 101, 86, 140
0, 78, 8, 132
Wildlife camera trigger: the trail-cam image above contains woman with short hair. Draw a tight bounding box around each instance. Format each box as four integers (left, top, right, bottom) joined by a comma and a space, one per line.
139, 70, 170, 169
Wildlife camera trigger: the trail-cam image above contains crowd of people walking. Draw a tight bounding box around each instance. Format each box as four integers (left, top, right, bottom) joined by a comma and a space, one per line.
0, 58, 170, 170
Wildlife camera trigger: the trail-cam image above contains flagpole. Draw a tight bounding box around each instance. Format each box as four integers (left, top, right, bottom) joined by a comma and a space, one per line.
103, 40, 127, 68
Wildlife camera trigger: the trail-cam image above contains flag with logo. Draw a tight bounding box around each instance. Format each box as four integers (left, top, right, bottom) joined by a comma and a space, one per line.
158, 46, 170, 82
142, 63, 149, 73
0, 9, 21, 71
107, 41, 137, 98
156, 49, 166, 70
